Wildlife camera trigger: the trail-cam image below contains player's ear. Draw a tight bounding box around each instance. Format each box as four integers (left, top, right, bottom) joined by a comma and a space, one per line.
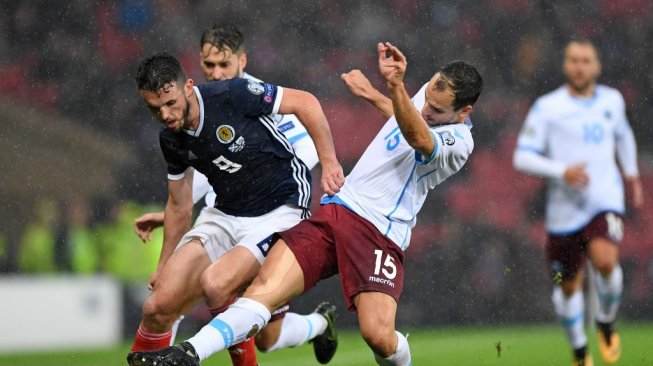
240, 53, 247, 73
458, 105, 473, 120
184, 79, 194, 96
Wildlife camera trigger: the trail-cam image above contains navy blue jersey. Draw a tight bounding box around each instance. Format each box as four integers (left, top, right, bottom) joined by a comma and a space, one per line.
159, 77, 311, 217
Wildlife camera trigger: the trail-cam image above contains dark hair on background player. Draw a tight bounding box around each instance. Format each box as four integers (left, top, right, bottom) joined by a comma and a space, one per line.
135, 52, 187, 92
200, 24, 245, 53
436, 60, 483, 111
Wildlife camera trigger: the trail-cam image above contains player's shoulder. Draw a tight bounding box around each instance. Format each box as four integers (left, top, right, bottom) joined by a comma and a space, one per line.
535, 86, 567, 105
596, 84, 625, 102
433, 120, 474, 154
198, 80, 231, 96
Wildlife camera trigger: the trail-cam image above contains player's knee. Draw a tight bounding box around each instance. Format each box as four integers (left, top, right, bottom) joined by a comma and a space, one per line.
360, 324, 396, 357
142, 296, 178, 327
200, 268, 241, 305
593, 259, 616, 277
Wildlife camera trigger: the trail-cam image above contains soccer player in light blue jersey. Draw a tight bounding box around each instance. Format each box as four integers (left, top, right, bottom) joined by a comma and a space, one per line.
513, 39, 643, 366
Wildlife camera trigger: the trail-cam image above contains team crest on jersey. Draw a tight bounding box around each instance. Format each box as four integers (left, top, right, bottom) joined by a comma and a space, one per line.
228, 136, 246, 152
437, 130, 456, 146
246, 80, 265, 95
216, 125, 235, 144
604, 110, 612, 120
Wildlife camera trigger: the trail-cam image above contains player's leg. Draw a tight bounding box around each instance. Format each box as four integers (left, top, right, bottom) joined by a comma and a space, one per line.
255, 302, 337, 364
185, 240, 306, 361
586, 212, 623, 364
356, 292, 410, 366
130, 240, 210, 351
548, 233, 592, 365
128, 206, 338, 365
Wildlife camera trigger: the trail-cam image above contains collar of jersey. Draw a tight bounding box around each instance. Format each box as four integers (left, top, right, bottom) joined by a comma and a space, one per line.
183, 86, 205, 136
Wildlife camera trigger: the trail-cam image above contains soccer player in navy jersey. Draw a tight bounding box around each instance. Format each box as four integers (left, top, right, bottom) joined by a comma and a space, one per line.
131, 42, 482, 366
130, 25, 337, 366
126, 52, 343, 366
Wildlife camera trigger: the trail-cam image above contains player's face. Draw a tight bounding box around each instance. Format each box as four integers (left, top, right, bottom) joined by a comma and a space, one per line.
140, 80, 194, 132
421, 73, 460, 125
200, 43, 247, 81
563, 42, 601, 93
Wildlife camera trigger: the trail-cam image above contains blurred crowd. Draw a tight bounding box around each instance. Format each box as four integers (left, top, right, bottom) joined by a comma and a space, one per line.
1, 0, 652, 324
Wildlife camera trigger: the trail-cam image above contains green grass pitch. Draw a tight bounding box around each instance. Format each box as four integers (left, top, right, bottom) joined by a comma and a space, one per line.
1, 323, 651, 365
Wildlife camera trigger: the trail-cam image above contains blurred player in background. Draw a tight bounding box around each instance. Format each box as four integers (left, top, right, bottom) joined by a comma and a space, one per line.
513, 39, 643, 366
131, 42, 482, 366
131, 25, 337, 365
127, 49, 344, 366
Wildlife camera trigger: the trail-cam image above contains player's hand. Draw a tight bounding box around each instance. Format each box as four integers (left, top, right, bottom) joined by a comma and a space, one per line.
625, 176, 644, 209
134, 211, 165, 243
147, 270, 160, 290
321, 159, 345, 196
378, 42, 407, 87
563, 164, 589, 190
341, 70, 373, 98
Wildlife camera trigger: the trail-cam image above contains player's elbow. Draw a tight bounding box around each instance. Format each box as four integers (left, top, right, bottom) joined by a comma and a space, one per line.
512, 150, 527, 172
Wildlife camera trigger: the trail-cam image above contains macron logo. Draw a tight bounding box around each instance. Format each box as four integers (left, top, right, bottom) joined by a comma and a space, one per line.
368, 276, 395, 288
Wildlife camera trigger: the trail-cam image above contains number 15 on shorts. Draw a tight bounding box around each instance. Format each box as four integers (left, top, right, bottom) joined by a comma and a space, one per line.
374, 249, 397, 279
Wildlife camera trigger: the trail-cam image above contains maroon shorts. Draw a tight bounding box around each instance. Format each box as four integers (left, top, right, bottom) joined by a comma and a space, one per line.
547, 211, 623, 281
278, 203, 404, 312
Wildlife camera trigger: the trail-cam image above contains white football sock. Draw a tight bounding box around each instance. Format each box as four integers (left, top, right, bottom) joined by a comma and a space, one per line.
265, 312, 327, 352
552, 286, 587, 349
373, 331, 411, 366
593, 264, 623, 323
187, 298, 270, 361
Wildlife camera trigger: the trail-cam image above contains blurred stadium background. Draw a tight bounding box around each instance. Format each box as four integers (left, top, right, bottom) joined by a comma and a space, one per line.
0, 0, 652, 363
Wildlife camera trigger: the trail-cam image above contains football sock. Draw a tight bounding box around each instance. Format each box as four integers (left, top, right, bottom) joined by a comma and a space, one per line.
187, 298, 271, 361
593, 264, 623, 324
169, 315, 185, 346
265, 312, 328, 352
207, 296, 258, 366
373, 331, 411, 366
552, 286, 587, 349
131, 322, 173, 351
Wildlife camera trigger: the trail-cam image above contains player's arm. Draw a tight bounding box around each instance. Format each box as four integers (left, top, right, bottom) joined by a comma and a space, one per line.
378, 42, 434, 157
341, 69, 393, 119
158, 169, 194, 273
615, 104, 643, 208
133, 170, 210, 243
278, 89, 344, 195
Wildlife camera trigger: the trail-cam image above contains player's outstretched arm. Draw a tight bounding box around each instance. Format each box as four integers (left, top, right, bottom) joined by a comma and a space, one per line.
341, 69, 393, 119
278, 89, 344, 195
379, 42, 434, 157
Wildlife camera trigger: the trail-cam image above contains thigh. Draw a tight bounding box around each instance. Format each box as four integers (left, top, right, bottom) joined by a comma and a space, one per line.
547, 233, 584, 282
203, 246, 261, 298
237, 204, 304, 264
355, 291, 397, 341
332, 205, 405, 312
584, 212, 622, 270
178, 208, 236, 262
277, 204, 340, 292
245, 240, 306, 312
153, 240, 212, 313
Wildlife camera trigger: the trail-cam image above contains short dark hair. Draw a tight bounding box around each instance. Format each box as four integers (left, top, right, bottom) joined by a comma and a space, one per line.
565, 38, 600, 61
437, 61, 483, 111
135, 52, 187, 92
200, 24, 245, 53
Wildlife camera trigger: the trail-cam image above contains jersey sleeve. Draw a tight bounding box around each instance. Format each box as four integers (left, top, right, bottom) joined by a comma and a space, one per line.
228, 77, 282, 117
159, 130, 190, 180
515, 100, 547, 153
418, 126, 472, 172
613, 91, 639, 177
